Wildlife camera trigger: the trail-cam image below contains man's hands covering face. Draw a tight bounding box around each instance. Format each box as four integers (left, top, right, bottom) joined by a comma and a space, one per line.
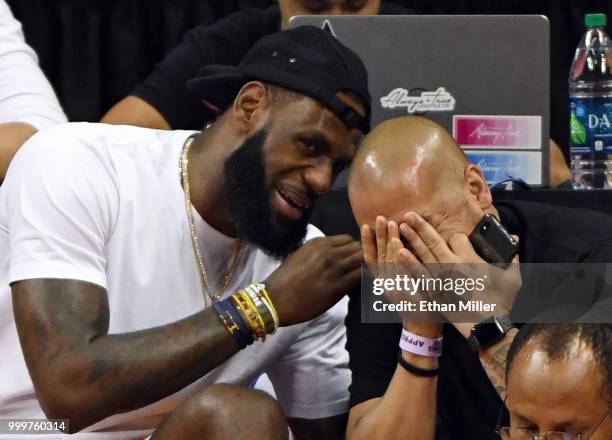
361, 215, 443, 337
361, 212, 522, 335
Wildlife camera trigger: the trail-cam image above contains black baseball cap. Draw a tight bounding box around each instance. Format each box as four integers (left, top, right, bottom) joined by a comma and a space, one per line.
186, 25, 371, 133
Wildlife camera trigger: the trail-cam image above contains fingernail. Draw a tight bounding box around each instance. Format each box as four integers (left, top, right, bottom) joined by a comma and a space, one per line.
400, 224, 412, 235
404, 213, 416, 225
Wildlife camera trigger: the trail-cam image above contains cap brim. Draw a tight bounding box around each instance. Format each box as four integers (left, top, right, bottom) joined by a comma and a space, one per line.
186, 65, 249, 112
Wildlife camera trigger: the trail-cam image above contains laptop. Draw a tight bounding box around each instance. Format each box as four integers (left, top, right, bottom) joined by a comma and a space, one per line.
289, 15, 550, 187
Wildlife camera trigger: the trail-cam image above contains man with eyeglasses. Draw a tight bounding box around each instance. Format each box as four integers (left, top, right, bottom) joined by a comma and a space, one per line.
345, 116, 612, 440
499, 323, 611, 440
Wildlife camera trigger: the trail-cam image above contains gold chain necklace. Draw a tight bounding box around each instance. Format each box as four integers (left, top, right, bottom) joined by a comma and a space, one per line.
180, 135, 246, 304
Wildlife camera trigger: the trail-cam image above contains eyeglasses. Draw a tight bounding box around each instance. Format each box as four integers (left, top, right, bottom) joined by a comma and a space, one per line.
495, 398, 610, 440
497, 426, 601, 440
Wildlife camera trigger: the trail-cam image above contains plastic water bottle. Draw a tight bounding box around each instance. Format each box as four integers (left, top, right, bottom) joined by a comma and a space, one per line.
569, 13, 612, 189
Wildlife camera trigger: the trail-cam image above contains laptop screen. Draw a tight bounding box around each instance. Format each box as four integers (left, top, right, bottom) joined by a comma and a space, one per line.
289, 15, 550, 187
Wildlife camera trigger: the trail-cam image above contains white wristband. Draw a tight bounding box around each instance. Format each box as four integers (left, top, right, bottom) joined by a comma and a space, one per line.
399, 329, 443, 357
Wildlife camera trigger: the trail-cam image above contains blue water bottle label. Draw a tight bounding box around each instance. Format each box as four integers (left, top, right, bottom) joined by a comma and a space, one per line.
570, 97, 612, 155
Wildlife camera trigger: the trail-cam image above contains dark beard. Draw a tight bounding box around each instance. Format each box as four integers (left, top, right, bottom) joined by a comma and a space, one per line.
223, 128, 312, 260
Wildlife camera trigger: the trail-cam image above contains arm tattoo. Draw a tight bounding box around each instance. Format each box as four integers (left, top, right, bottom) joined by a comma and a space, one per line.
477, 329, 517, 400
12, 278, 239, 431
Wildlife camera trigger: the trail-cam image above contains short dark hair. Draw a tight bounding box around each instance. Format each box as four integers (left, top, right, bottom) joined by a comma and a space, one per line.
506, 324, 612, 403
266, 83, 304, 107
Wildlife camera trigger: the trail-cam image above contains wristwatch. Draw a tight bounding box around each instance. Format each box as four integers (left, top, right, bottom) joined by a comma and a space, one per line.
467, 315, 514, 353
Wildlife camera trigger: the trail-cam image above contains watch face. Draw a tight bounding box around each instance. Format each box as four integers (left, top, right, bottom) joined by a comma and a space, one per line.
473, 321, 504, 347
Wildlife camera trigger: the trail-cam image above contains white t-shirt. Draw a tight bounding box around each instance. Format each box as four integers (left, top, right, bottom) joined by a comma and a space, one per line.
0, 122, 350, 439
0, 0, 66, 129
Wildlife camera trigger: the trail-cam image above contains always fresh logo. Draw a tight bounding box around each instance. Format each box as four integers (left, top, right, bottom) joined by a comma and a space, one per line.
454, 115, 540, 149
380, 87, 456, 114
476, 159, 510, 174
468, 123, 521, 143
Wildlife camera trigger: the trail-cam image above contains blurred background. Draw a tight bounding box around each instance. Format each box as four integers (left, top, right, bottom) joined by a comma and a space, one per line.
7, 0, 612, 157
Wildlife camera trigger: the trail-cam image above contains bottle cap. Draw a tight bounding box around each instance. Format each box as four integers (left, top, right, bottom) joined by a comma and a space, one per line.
585, 13, 606, 29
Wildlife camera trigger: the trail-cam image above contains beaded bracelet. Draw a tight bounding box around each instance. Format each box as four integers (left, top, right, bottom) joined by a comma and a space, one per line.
231, 293, 258, 338
238, 290, 267, 339
232, 291, 266, 341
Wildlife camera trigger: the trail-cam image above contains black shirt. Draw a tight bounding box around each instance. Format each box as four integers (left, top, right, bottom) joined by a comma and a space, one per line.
132, 3, 411, 129
346, 200, 612, 440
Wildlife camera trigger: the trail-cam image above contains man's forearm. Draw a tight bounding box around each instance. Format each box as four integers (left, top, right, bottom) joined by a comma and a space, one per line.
348, 323, 441, 440
13, 279, 240, 432
454, 321, 517, 400
35, 307, 238, 432
82, 308, 239, 417
100, 96, 171, 129
477, 328, 518, 400
348, 353, 438, 440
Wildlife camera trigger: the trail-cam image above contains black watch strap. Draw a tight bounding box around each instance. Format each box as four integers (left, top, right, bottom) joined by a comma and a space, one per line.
496, 314, 514, 332
467, 314, 514, 353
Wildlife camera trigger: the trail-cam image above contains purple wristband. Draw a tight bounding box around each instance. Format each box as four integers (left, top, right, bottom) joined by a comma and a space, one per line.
399, 329, 443, 357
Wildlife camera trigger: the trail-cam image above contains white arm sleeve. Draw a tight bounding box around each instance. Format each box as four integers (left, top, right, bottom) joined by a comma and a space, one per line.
0, 0, 67, 129
266, 297, 351, 419
4, 129, 118, 287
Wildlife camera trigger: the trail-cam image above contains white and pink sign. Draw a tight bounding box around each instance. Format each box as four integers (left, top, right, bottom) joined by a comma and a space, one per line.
453, 115, 541, 149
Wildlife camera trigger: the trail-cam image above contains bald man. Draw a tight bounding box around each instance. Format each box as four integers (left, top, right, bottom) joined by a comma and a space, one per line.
345, 116, 612, 440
